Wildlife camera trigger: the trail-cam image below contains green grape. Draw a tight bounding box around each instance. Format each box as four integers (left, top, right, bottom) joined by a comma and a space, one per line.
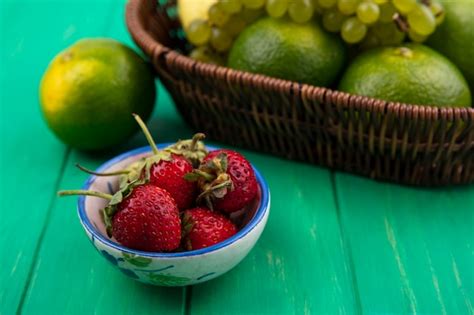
392, 0, 416, 14
338, 0, 359, 15
222, 15, 247, 36
407, 4, 436, 36
189, 46, 223, 65
430, 2, 445, 25
408, 29, 427, 42
208, 3, 230, 27
378, 3, 396, 22
266, 0, 289, 18
356, 2, 380, 24
373, 0, 387, 4
341, 17, 367, 43
318, 0, 337, 9
288, 0, 314, 23
210, 27, 233, 52
218, 0, 242, 14
239, 7, 264, 24
322, 9, 346, 32
242, 0, 266, 9
186, 19, 212, 45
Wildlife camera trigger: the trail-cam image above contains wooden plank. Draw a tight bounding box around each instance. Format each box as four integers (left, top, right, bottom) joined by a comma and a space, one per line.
334, 173, 474, 314
0, 1, 81, 313
190, 157, 359, 314
18, 2, 188, 314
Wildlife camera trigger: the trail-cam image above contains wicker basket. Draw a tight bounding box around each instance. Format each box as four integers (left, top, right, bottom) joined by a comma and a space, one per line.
126, 0, 474, 186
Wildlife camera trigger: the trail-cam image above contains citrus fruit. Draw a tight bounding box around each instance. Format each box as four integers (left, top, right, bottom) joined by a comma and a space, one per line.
338, 44, 471, 107
227, 17, 347, 87
427, 0, 474, 91
40, 38, 156, 150
178, 0, 217, 30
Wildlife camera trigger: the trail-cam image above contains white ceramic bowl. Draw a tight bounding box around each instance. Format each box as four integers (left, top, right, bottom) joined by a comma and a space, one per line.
78, 145, 270, 286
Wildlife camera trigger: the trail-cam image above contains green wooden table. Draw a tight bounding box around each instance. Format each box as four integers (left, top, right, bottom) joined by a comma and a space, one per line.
1, 1, 473, 314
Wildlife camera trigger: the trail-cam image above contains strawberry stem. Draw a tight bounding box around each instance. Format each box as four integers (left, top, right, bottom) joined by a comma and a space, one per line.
58, 190, 113, 200
133, 113, 159, 155
76, 164, 130, 176
190, 133, 206, 151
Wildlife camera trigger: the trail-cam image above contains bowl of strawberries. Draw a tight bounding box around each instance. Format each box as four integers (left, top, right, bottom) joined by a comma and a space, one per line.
59, 115, 270, 286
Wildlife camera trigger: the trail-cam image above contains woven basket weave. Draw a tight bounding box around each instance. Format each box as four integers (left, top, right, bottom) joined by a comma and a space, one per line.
126, 0, 474, 186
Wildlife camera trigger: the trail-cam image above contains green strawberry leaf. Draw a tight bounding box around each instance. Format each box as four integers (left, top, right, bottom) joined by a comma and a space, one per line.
119, 158, 147, 189
109, 190, 123, 206
183, 172, 201, 181
101, 206, 115, 237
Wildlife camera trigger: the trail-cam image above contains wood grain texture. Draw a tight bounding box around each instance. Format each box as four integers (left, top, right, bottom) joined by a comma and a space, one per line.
334, 173, 474, 314
190, 157, 359, 315
0, 2, 76, 313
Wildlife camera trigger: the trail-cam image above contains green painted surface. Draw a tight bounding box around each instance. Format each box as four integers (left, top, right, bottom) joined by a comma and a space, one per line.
335, 174, 474, 314
1, 1, 473, 314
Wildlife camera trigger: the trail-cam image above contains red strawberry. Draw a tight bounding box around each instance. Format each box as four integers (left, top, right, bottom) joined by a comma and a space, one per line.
146, 153, 196, 210
112, 184, 181, 252
131, 114, 208, 210
182, 207, 237, 250
58, 183, 181, 252
187, 149, 258, 213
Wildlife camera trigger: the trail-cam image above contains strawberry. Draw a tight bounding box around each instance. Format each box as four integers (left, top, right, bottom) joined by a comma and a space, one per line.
112, 184, 181, 252
186, 149, 258, 213
76, 114, 207, 210
59, 183, 181, 252
127, 114, 208, 210
182, 207, 237, 250
145, 153, 196, 210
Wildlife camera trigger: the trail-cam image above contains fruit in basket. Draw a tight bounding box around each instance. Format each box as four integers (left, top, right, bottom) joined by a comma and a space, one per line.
338, 44, 471, 107
427, 0, 474, 91
178, 0, 217, 30
59, 184, 182, 252
40, 39, 155, 151
315, 0, 444, 45
227, 17, 346, 87
182, 207, 238, 250
181, 0, 447, 64
186, 149, 258, 213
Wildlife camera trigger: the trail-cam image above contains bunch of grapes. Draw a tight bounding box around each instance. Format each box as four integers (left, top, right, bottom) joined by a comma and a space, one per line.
186, 1, 266, 65
184, 0, 445, 63
319, 0, 445, 46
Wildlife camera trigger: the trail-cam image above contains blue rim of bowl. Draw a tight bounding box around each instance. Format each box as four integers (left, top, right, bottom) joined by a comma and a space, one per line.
78, 144, 270, 258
